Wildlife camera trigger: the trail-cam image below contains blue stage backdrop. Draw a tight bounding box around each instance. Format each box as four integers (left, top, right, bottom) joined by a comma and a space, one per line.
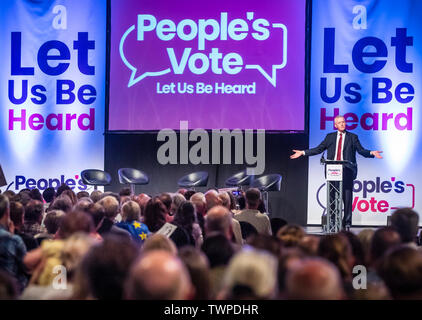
0, 0, 106, 192
308, 0, 422, 225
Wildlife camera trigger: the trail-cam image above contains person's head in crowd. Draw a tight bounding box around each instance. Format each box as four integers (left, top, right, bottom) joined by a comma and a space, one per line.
390, 208, 419, 244
226, 191, 237, 211
173, 201, 196, 234
61, 232, 97, 282
73, 198, 93, 213
143, 197, 167, 232
245, 188, 261, 210
298, 235, 320, 256
125, 250, 193, 300
0, 270, 17, 300
119, 187, 132, 204
341, 230, 366, 267
285, 258, 344, 300
277, 224, 305, 248
75, 235, 138, 299
121, 200, 141, 222
218, 192, 231, 210
370, 227, 402, 268
84, 203, 105, 230
190, 192, 206, 217
257, 199, 267, 213
43, 210, 66, 235
29, 189, 43, 202
42, 187, 56, 204
171, 193, 186, 218
205, 189, 222, 212
221, 249, 278, 300
98, 196, 119, 221
2, 190, 16, 200
318, 233, 354, 282
142, 234, 177, 255
57, 211, 94, 239
205, 205, 233, 240
17, 191, 31, 207
158, 193, 172, 213
76, 191, 90, 201
100, 192, 121, 204
277, 247, 306, 295
24, 200, 44, 225
178, 246, 211, 300
247, 234, 282, 257
177, 188, 188, 196
201, 233, 235, 268
49, 196, 73, 214
9, 201, 25, 231
184, 190, 195, 201
357, 229, 375, 266
270, 217, 288, 236
237, 195, 246, 210
378, 246, 422, 299
0, 194, 10, 226
56, 183, 71, 197
62, 189, 77, 205
90, 190, 103, 203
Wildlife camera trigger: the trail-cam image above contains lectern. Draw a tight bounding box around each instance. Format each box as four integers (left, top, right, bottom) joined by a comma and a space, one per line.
322, 159, 351, 233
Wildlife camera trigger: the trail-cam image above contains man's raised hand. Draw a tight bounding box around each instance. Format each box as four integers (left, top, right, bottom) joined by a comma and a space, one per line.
290, 150, 304, 159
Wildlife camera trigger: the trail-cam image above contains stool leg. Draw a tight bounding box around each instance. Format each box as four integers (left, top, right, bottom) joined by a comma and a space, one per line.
94, 185, 98, 191
130, 184, 135, 195
263, 191, 269, 215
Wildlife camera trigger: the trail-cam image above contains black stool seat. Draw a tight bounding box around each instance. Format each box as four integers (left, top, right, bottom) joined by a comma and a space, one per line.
251, 174, 282, 191
118, 168, 149, 185
225, 170, 253, 187
81, 169, 112, 189
178, 171, 209, 188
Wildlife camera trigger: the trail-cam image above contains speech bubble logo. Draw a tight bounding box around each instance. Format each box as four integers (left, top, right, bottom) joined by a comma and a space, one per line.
119, 20, 287, 87
244, 23, 287, 87
119, 24, 171, 88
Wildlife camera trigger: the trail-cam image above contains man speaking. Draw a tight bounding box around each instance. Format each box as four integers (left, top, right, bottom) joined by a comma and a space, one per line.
290, 115, 383, 231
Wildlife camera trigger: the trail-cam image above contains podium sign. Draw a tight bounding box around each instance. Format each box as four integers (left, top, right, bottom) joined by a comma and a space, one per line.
326, 164, 343, 181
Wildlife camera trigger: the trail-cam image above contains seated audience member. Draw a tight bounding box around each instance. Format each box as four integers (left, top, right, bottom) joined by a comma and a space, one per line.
48, 196, 72, 214
204, 189, 222, 212
74, 235, 138, 300
29, 189, 43, 202
158, 193, 172, 216
317, 233, 355, 295
285, 258, 344, 300
73, 198, 93, 213
125, 250, 193, 300
42, 187, 56, 211
116, 201, 150, 245
23, 211, 96, 287
119, 187, 132, 201
169, 201, 201, 248
20, 233, 97, 300
218, 192, 243, 245
178, 246, 211, 300
226, 191, 237, 212
97, 196, 130, 239
76, 191, 90, 201
22, 200, 46, 238
0, 270, 18, 300
62, 190, 77, 206
341, 230, 366, 267
143, 197, 167, 232
390, 208, 419, 247
35, 210, 65, 244
0, 195, 28, 292
277, 247, 306, 297
89, 190, 102, 203
234, 188, 271, 236
9, 201, 38, 251
378, 245, 422, 299
357, 229, 375, 267
183, 190, 196, 201
247, 234, 282, 257
2, 190, 16, 200
298, 235, 320, 256
56, 184, 71, 197
270, 217, 288, 237
170, 193, 186, 219
201, 233, 235, 298
204, 206, 236, 244
220, 249, 278, 300
276, 224, 305, 248
142, 234, 177, 255
17, 190, 32, 207
190, 192, 206, 234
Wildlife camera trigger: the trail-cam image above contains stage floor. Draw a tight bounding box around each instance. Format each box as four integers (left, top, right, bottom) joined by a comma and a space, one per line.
304, 226, 378, 235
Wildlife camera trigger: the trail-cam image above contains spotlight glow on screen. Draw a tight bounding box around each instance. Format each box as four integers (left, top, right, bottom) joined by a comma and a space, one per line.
109, 0, 306, 130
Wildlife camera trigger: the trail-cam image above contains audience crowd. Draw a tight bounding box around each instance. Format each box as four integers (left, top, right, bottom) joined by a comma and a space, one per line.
0, 185, 421, 300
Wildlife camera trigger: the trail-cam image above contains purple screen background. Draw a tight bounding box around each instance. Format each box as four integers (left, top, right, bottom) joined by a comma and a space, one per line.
109, 0, 305, 130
